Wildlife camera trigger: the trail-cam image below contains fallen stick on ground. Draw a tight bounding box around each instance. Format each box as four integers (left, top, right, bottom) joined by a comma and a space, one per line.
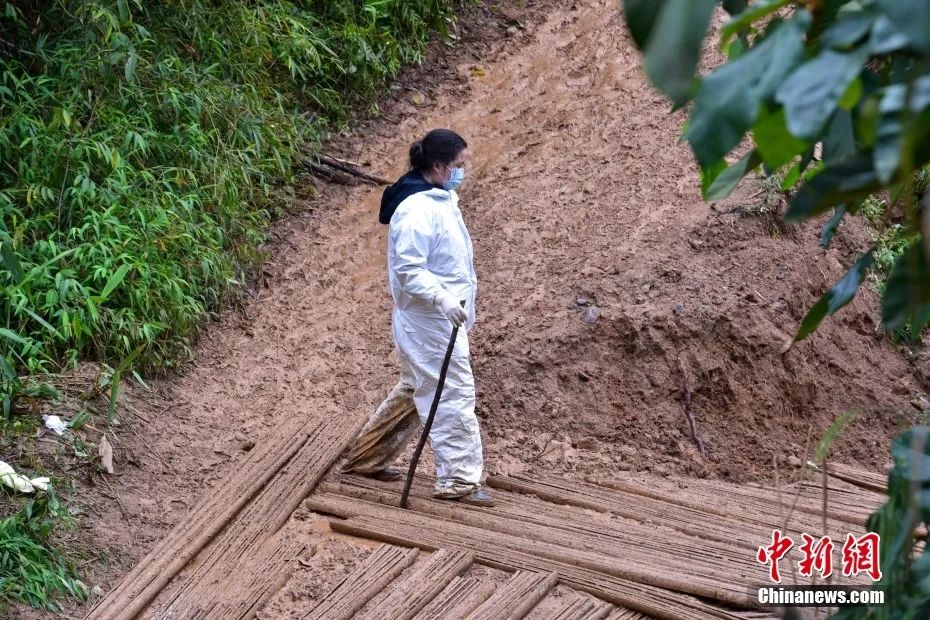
321, 155, 392, 184
270, 229, 298, 250
677, 357, 707, 458
304, 160, 356, 185
528, 433, 555, 462
326, 155, 363, 168
311, 155, 392, 186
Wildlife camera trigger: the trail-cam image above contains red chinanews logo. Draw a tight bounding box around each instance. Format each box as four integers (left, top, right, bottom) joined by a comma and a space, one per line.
757, 530, 882, 583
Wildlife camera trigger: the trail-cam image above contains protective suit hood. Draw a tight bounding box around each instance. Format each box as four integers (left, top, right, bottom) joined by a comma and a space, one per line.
379, 170, 441, 224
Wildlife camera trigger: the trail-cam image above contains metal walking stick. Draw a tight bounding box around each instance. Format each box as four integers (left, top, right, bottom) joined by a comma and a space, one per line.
399, 301, 464, 509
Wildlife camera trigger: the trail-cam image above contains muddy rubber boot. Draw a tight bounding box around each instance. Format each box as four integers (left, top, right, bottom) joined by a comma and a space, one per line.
363, 468, 404, 482
455, 488, 494, 507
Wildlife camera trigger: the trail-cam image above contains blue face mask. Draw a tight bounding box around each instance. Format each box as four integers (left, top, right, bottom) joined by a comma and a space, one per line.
442, 166, 465, 191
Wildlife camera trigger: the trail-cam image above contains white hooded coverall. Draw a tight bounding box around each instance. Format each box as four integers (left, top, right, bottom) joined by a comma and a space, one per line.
343, 187, 483, 497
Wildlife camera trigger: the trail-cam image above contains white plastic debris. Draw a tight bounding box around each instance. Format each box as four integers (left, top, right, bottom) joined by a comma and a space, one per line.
98, 436, 115, 474
42, 414, 68, 435
29, 477, 50, 492
0, 460, 49, 493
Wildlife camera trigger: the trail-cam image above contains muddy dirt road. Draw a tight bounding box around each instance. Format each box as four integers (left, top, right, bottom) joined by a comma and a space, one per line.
36, 0, 927, 618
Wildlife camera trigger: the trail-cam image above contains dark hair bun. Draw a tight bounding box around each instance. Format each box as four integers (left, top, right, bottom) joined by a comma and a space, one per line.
409, 140, 425, 170
408, 129, 467, 173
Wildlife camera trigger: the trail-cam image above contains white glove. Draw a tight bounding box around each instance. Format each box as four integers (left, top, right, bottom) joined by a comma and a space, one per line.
436, 292, 467, 327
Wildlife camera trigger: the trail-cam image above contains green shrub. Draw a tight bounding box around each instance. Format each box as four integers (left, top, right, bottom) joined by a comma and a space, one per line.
875, 225, 917, 285
834, 427, 930, 619
0, 0, 456, 610
0, 0, 454, 415
858, 171, 926, 342
0, 491, 85, 611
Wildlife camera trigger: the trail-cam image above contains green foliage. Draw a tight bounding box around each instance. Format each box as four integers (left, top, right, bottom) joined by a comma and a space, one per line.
623, 0, 930, 341
861, 194, 887, 227
796, 250, 874, 340
874, 224, 914, 281
882, 240, 930, 334
0, 0, 455, 610
0, 0, 454, 410
0, 491, 85, 611
688, 12, 811, 168
857, 186, 925, 342
626, 0, 717, 106
834, 427, 930, 619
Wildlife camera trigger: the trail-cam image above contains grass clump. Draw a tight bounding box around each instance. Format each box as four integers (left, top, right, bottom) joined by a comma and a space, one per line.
857, 181, 926, 342
0, 491, 85, 612
859, 194, 921, 290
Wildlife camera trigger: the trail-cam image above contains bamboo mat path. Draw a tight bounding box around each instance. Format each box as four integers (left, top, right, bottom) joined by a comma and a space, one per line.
83, 412, 887, 620
327, 514, 746, 620
412, 576, 497, 619
356, 549, 474, 620
486, 474, 864, 548
828, 462, 888, 493
466, 571, 559, 620
153, 413, 363, 619
585, 471, 877, 528
302, 544, 646, 620
536, 592, 614, 619
85, 415, 361, 620
304, 544, 420, 620
305, 463, 887, 620
312, 483, 766, 604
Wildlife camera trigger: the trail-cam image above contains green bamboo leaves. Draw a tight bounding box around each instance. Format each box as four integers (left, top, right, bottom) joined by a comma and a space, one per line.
0, 494, 86, 611
1, 0, 454, 396
882, 241, 930, 334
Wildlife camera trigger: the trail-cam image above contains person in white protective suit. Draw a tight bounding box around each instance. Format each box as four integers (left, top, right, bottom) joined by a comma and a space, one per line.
342, 128, 492, 507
